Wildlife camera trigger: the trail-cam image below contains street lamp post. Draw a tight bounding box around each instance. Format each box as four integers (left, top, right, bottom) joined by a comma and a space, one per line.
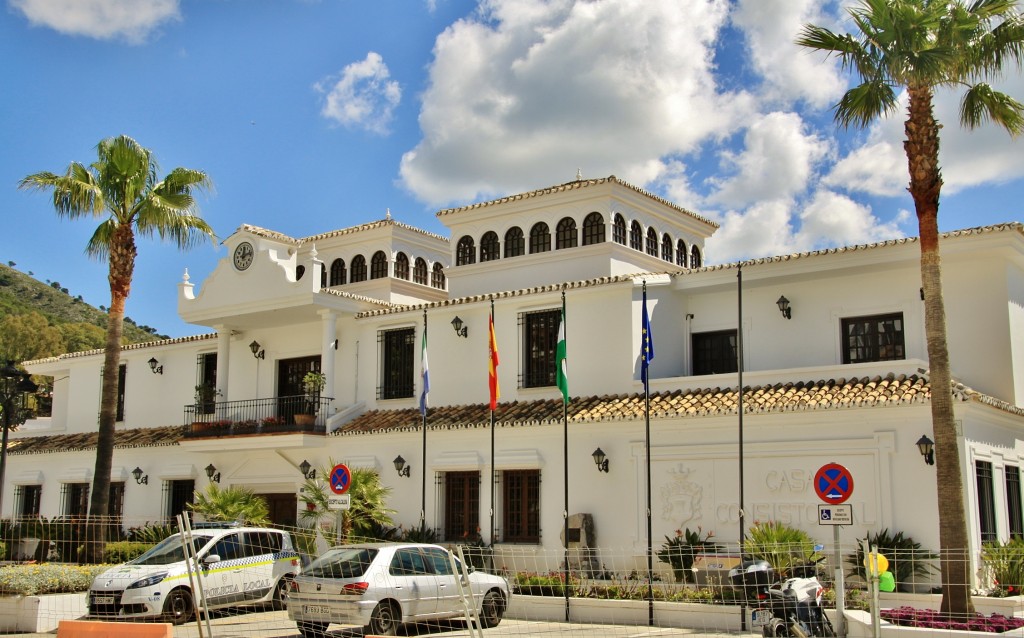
0, 362, 38, 516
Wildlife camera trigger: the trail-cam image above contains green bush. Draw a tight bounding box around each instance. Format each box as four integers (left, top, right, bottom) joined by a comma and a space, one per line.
401, 522, 438, 543
0, 563, 111, 595
103, 541, 151, 564
743, 520, 820, 578
512, 572, 581, 597
126, 522, 177, 544
982, 539, 1024, 596
656, 527, 723, 583
848, 529, 936, 592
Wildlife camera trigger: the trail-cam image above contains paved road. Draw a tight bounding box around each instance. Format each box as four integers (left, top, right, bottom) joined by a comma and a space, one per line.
11, 610, 759, 638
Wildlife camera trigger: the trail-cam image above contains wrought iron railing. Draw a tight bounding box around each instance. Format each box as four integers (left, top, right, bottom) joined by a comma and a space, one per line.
183, 395, 333, 437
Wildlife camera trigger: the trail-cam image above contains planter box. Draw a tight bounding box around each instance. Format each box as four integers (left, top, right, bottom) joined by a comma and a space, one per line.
0, 592, 87, 633
878, 592, 1024, 617
507, 594, 745, 631
842, 609, 1024, 638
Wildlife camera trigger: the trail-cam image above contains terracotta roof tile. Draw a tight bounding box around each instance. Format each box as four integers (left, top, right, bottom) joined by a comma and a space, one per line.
8, 425, 184, 455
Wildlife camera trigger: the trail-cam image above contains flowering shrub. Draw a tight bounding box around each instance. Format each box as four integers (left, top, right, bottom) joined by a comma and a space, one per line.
0, 563, 111, 595
881, 607, 1024, 632
260, 416, 285, 427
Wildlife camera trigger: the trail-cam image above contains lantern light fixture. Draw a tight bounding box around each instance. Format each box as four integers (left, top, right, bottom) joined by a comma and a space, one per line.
205, 463, 221, 483
393, 455, 411, 477
451, 316, 468, 338
592, 447, 609, 473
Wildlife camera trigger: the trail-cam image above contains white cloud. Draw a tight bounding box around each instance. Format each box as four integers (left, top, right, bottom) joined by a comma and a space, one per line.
316, 52, 402, 135
703, 200, 796, 263
400, 0, 746, 205
794, 190, 906, 251
706, 111, 830, 207
10, 0, 179, 43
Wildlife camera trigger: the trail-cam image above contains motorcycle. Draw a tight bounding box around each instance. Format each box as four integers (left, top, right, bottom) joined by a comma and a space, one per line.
731, 557, 835, 637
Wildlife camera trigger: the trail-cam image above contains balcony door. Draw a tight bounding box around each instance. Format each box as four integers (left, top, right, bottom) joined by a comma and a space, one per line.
277, 356, 320, 423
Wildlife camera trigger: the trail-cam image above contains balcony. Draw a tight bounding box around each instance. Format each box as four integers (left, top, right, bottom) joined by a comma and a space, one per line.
183, 395, 333, 438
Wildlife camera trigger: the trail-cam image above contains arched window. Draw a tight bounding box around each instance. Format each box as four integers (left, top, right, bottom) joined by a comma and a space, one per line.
646, 228, 658, 256
676, 240, 688, 267
504, 227, 525, 257
370, 251, 389, 279
612, 214, 627, 245
629, 221, 643, 250
320, 263, 327, 287
330, 258, 346, 286
351, 255, 367, 282
480, 232, 500, 262
556, 217, 577, 249
296, 265, 306, 280
661, 233, 673, 262
431, 263, 446, 289
690, 245, 702, 268
583, 212, 605, 245
394, 252, 409, 280
456, 235, 476, 266
529, 222, 551, 254
413, 258, 428, 284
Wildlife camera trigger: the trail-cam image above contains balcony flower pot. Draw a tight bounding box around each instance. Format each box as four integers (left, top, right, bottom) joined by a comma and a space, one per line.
295, 414, 316, 426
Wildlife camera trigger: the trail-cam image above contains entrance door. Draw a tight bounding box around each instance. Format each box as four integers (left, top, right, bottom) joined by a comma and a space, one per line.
259, 493, 298, 528
277, 356, 320, 423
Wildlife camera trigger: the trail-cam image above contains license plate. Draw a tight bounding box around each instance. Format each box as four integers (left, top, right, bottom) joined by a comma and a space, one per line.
93, 595, 115, 605
751, 609, 772, 626
303, 604, 331, 615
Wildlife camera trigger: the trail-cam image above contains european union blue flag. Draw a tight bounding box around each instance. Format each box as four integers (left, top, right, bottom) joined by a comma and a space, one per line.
641, 286, 654, 390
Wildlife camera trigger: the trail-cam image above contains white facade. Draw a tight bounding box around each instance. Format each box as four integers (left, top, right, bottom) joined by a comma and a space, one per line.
17, 175, 1024, 582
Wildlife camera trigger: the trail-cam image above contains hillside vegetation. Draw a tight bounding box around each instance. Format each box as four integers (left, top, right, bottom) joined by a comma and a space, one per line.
0, 262, 165, 362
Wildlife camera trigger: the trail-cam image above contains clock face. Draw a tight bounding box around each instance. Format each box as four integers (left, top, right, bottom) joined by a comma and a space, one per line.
233, 242, 254, 271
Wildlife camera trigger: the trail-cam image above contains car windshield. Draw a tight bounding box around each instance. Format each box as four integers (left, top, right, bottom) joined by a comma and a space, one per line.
304, 547, 378, 579
129, 534, 214, 566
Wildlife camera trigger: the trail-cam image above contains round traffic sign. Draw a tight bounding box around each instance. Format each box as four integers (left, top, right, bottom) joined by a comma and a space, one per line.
814, 462, 854, 504
330, 464, 351, 495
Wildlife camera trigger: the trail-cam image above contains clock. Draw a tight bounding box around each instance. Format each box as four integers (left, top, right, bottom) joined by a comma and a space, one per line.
233, 242, 254, 271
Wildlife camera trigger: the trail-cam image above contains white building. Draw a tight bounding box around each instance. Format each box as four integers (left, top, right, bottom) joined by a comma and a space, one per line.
17, 175, 1024, 581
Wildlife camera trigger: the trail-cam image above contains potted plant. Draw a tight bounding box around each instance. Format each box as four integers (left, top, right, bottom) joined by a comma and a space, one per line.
194, 383, 220, 415
296, 371, 326, 425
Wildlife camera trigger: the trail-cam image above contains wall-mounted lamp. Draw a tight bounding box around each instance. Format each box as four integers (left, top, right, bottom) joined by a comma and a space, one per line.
148, 357, 163, 375
776, 295, 792, 320
299, 459, 317, 480
131, 467, 149, 485
916, 435, 935, 466
393, 455, 411, 478
249, 340, 265, 360
451, 316, 468, 338
330, 339, 338, 351
592, 447, 609, 473
205, 463, 221, 483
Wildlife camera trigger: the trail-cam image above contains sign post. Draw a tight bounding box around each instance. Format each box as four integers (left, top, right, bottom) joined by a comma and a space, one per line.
329, 464, 352, 545
815, 462, 853, 638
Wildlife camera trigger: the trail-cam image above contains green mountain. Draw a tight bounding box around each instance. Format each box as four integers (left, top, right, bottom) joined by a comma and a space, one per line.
0, 262, 166, 358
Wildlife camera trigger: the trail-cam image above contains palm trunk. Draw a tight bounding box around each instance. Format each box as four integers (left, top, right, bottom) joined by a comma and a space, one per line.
87, 226, 136, 562
906, 84, 974, 617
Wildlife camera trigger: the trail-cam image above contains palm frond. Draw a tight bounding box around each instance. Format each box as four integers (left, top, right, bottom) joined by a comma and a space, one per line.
835, 80, 899, 128
960, 82, 1024, 133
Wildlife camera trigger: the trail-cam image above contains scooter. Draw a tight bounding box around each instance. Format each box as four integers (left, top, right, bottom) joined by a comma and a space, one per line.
744, 558, 835, 637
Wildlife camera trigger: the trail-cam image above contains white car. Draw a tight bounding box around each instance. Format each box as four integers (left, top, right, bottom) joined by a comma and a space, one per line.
287, 542, 510, 637
88, 525, 300, 624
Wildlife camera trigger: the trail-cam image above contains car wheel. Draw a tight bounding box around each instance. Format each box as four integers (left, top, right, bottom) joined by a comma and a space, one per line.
479, 590, 504, 628
297, 621, 329, 638
271, 576, 290, 610
162, 588, 194, 625
367, 601, 399, 636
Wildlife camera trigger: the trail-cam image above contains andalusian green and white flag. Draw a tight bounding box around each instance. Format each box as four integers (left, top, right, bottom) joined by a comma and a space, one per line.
556, 300, 568, 403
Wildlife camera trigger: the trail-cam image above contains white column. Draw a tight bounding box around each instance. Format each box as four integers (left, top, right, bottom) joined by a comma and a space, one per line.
216, 327, 231, 401
320, 310, 338, 403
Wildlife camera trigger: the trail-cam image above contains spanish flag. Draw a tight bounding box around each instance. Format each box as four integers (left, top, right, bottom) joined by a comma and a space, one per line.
489, 312, 500, 410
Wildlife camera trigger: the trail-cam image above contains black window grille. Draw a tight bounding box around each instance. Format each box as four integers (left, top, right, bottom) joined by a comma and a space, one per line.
431, 263, 446, 289
370, 251, 389, 279
165, 479, 196, 521
480, 232, 500, 262
502, 469, 540, 543
646, 228, 658, 256
841, 313, 906, 364
15, 485, 41, 518
504, 227, 525, 257
351, 255, 367, 282
195, 352, 217, 415
395, 253, 409, 280
378, 327, 415, 399
677, 240, 688, 267
110, 482, 125, 527
456, 236, 476, 266
661, 234, 673, 262
691, 245, 702, 268
556, 217, 577, 249
520, 309, 560, 388
1008, 465, 1024, 539
61, 483, 90, 516
629, 221, 643, 250
977, 460, 997, 542
413, 258, 428, 285
582, 212, 605, 246
612, 214, 626, 245
529, 223, 550, 254
693, 330, 738, 376
330, 258, 347, 286
117, 363, 126, 422
444, 471, 480, 542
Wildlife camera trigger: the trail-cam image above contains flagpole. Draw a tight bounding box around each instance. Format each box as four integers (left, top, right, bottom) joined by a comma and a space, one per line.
561, 290, 570, 622
642, 280, 654, 627
489, 299, 497, 549
421, 309, 428, 527
737, 265, 747, 630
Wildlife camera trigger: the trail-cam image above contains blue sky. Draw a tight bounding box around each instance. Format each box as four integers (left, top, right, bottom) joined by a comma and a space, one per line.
2, 0, 1022, 338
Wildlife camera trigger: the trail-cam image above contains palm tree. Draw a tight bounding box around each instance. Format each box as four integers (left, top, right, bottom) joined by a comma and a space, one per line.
298, 462, 395, 543
190, 484, 270, 526
19, 136, 214, 558
797, 0, 1024, 616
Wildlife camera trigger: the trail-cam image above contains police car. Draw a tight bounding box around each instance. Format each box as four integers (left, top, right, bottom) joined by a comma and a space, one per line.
88, 524, 300, 625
